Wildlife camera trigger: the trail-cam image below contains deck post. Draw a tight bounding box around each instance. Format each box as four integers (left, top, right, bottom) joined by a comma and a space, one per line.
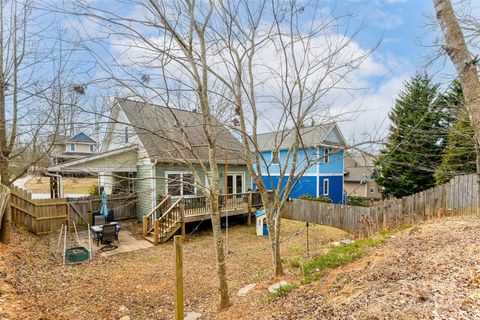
143, 215, 148, 237
247, 191, 252, 227
174, 235, 184, 320
154, 220, 160, 245
180, 199, 186, 238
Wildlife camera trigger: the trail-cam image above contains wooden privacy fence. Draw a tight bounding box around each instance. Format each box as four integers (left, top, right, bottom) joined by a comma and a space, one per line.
10, 185, 138, 234
283, 174, 479, 236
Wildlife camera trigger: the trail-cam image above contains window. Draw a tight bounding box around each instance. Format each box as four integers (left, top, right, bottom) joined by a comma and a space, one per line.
324, 148, 329, 163
323, 179, 329, 196
89, 145, 95, 152
69, 144, 76, 152
272, 151, 279, 165
370, 187, 375, 193
124, 127, 129, 143
226, 173, 244, 194
166, 172, 196, 196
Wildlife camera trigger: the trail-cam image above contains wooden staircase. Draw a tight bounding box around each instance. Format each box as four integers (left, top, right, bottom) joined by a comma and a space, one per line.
142, 196, 185, 244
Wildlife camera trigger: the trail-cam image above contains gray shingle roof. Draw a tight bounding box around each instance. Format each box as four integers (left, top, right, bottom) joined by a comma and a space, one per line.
256, 123, 344, 150
117, 99, 246, 164
344, 153, 376, 182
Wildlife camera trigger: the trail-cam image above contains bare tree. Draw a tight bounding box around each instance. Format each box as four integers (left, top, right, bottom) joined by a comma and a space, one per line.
0, 0, 82, 243
433, 0, 480, 207
204, 0, 375, 276
64, 0, 377, 306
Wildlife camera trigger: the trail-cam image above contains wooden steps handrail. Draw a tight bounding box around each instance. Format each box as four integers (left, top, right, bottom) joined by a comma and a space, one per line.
146, 195, 172, 218
158, 197, 183, 221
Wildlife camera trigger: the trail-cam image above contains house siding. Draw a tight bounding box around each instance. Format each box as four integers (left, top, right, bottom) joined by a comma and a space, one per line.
135, 164, 154, 219
156, 163, 252, 195
258, 147, 345, 204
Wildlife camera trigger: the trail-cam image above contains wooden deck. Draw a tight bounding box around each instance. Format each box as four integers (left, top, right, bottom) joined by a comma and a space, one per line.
143, 192, 264, 244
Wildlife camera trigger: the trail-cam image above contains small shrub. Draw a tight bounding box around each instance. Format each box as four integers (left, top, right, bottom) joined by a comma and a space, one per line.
287, 256, 303, 268
269, 284, 296, 300
299, 194, 332, 203
88, 184, 99, 196
303, 237, 385, 283
347, 195, 370, 207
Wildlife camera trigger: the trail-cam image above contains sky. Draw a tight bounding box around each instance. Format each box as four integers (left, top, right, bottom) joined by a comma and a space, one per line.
318, 0, 444, 145
38, 0, 459, 149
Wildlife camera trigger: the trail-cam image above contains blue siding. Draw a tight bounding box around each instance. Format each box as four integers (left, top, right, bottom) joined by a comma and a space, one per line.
320, 175, 343, 204
257, 145, 345, 204
258, 174, 344, 204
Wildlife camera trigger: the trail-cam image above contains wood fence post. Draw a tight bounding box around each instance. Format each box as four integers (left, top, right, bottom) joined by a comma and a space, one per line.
154, 220, 160, 245
247, 191, 252, 227
143, 215, 148, 237
174, 235, 184, 320
180, 200, 185, 238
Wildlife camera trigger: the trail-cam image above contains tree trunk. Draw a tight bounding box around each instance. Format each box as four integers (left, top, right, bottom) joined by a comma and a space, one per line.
209, 196, 230, 309
433, 0, 480, 214
0, 159, 9, 243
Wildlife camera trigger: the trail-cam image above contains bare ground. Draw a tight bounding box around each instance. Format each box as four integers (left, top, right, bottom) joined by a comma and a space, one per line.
0, 219, 347, 320
25, 177, 97, 194
2, 216, 480, 319
261, 216, 480, 320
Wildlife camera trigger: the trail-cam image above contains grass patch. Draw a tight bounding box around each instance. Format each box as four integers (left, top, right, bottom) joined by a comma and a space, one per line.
379, 223, 412, 237
287, 256, 303, 268
303, 237, 385, 283
291, 245, 305, 254
145, 257, 161, 263
269, 284, 296, 300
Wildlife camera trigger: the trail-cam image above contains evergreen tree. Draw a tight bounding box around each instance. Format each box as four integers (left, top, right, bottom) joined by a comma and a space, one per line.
375, 73, 450, 197
434, 107, 476, 184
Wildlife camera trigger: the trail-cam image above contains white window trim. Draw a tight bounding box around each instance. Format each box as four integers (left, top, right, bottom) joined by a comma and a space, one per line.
165, 171, 197, 197
324, 147, 329, 164
226, 172, 246, 194
89, 145, 95, 153
205, 171, 246, 194
124, 126, 129, 143
323, 178, 329, 196
69, 143, 76, 152
271, 151, 280, 166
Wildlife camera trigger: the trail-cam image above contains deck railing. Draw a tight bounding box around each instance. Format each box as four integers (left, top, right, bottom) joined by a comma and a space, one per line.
143, 191, 267, 243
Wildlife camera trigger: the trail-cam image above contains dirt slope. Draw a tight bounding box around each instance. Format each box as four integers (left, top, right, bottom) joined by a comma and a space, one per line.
264, 216, 480, 320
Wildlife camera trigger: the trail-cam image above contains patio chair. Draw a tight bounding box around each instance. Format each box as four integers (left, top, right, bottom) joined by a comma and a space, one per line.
93, 214, 106, 226
100, 224, 119, 245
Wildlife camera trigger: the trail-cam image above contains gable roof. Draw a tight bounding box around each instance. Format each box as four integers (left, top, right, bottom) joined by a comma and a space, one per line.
344, 152, 376, 182
47, 132, 96, 144
256, 122, 347, 151
115, 98, 246, 165
69, 132, 96, 144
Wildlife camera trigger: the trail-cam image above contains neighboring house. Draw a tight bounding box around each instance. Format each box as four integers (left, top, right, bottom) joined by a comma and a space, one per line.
48, 98, 251, 219
344, 153, 381, 200
48, 132, 97, 164
256, 123, 347, 204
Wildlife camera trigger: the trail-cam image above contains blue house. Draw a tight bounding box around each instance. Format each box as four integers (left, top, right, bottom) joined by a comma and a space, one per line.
256, 123, 346, 204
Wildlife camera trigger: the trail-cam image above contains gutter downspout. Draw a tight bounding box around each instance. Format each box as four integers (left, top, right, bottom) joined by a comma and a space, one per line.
44, 171, 64, 198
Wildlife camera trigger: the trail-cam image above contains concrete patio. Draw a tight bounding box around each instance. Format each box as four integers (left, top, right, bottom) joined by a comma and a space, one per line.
77, 228, 153, 257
